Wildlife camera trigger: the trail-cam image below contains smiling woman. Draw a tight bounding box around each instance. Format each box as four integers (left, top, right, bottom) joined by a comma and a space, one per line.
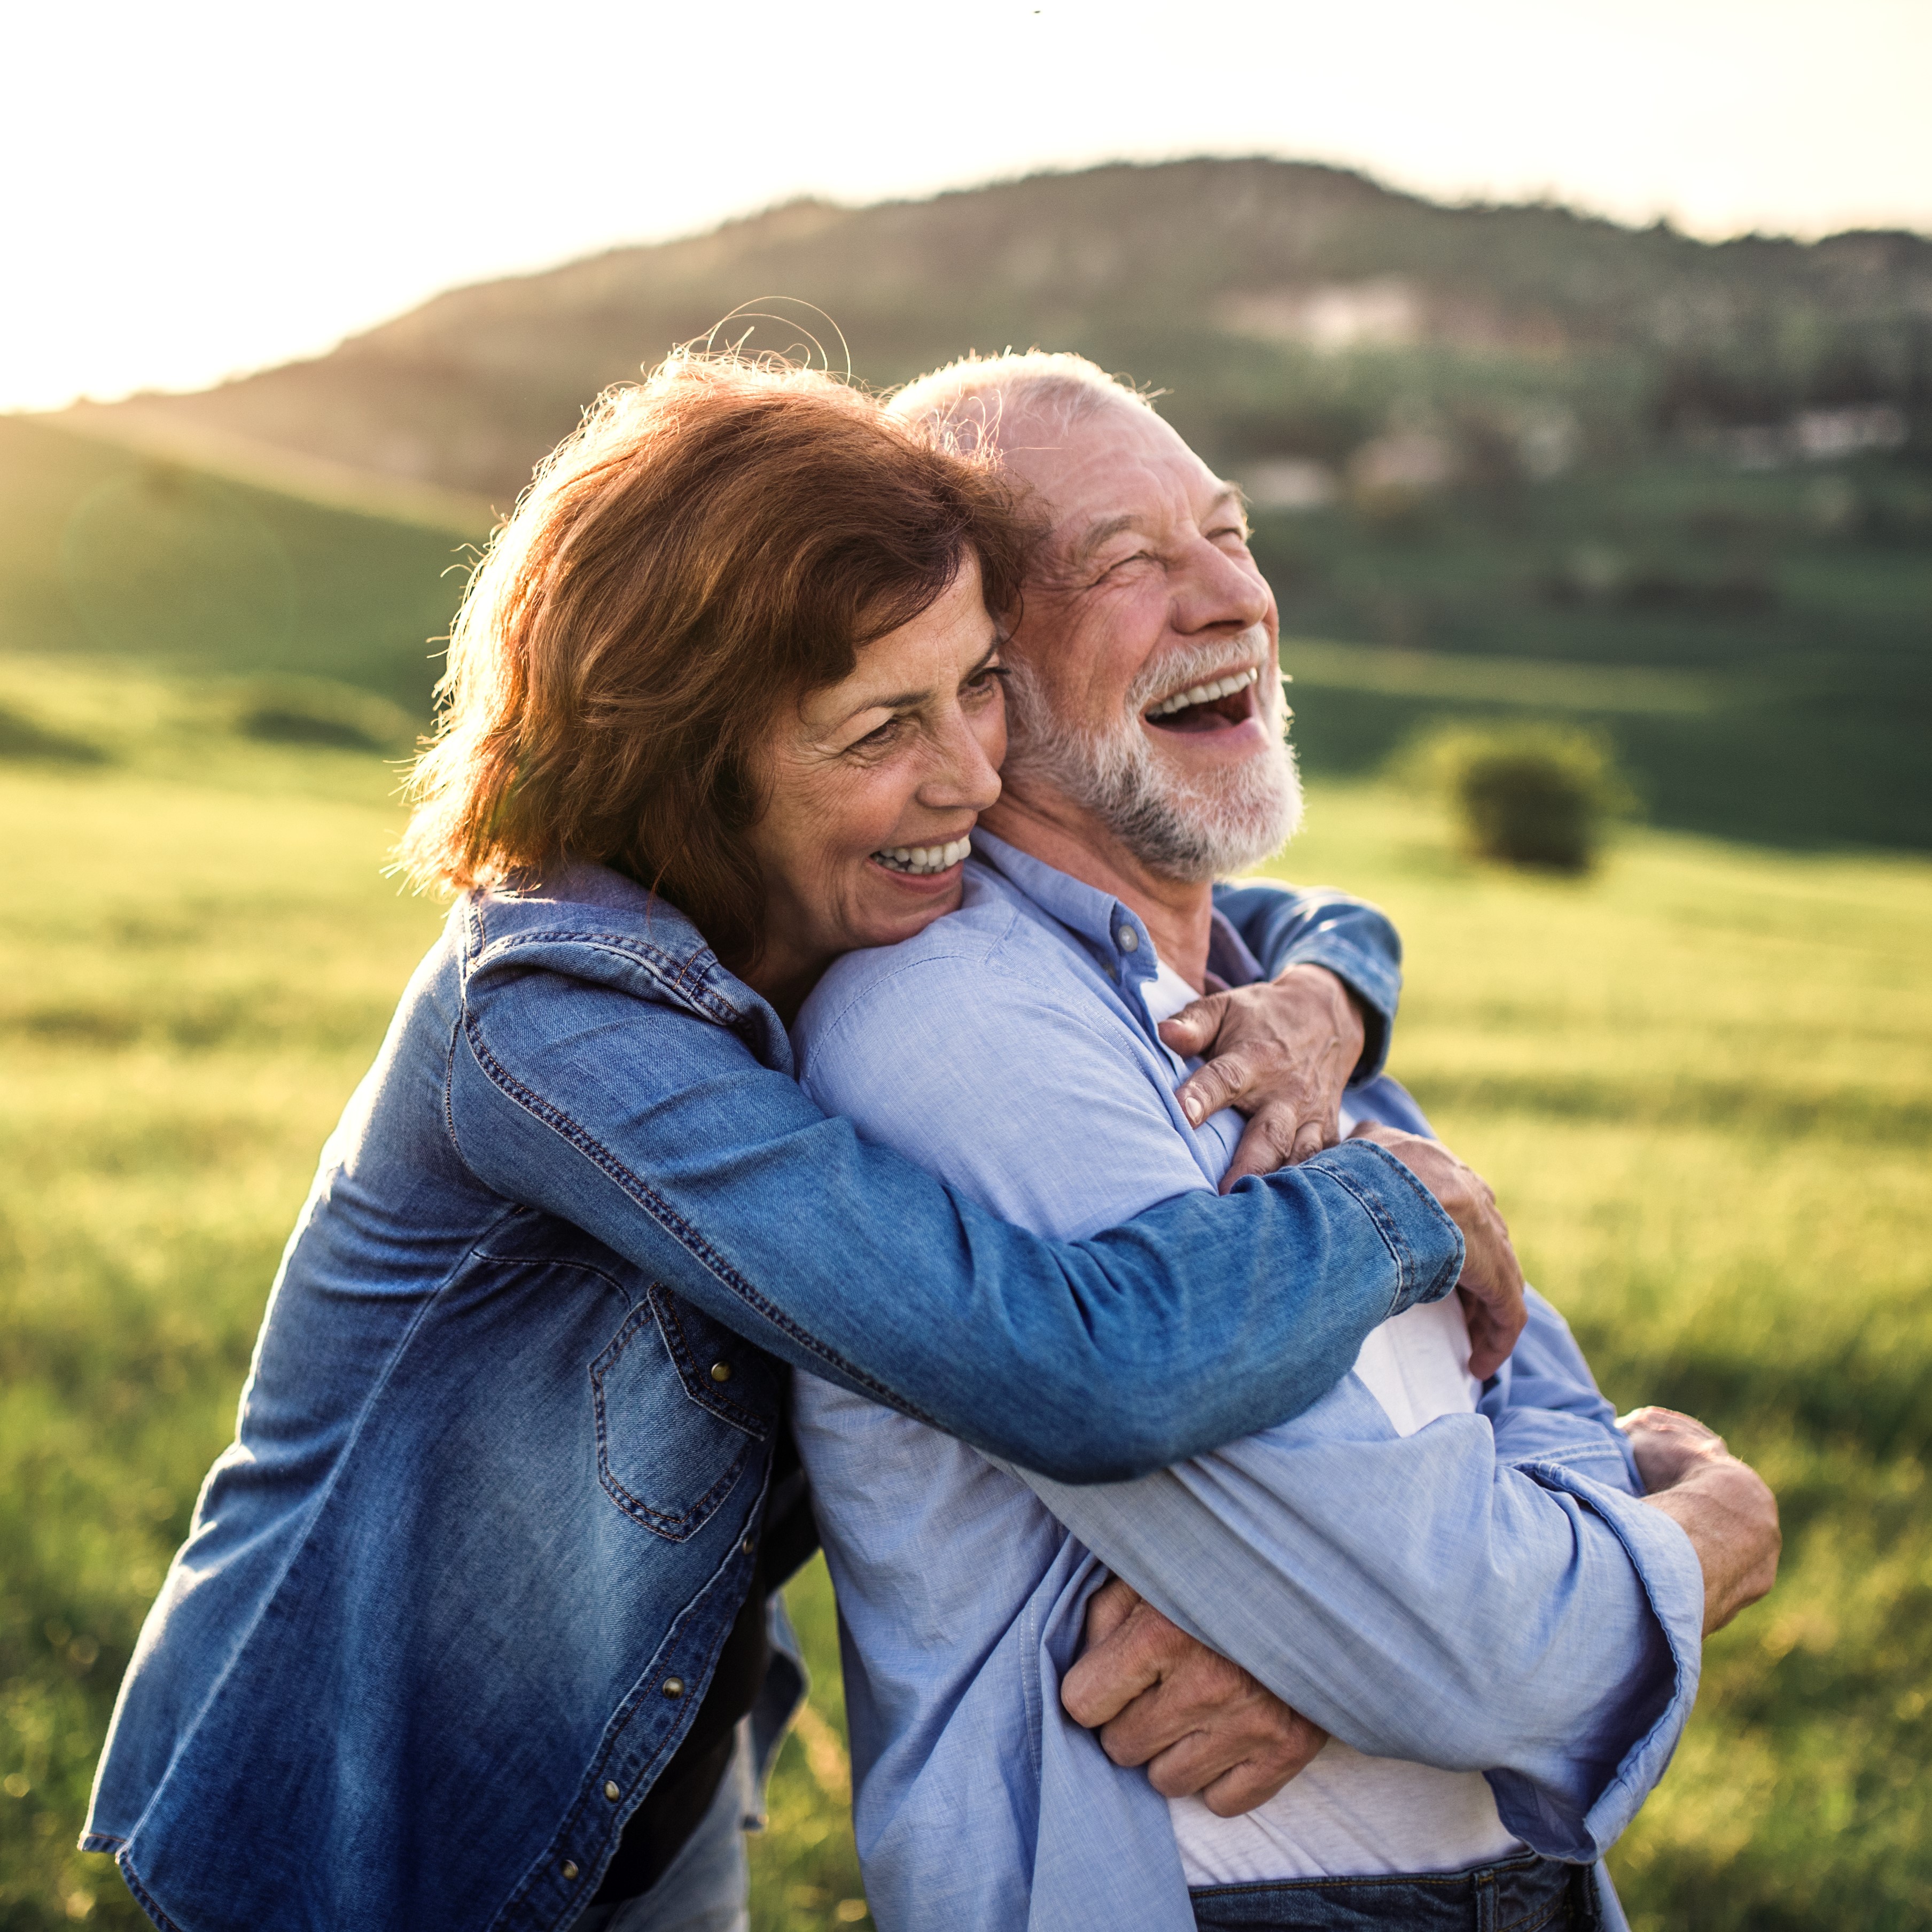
745, 554, 1011, 1016
397, 353, 1035, 979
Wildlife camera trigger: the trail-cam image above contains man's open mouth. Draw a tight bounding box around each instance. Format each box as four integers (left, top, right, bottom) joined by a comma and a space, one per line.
872, 835, 973, 876
1142, 664, 1262, 734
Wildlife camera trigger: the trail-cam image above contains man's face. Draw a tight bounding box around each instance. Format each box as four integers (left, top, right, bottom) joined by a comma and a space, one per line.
996, 400, 1300, 881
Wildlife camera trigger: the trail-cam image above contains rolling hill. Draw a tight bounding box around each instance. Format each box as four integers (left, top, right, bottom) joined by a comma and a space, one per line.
64, 157, 1932, 502
22, 157, 1932, 850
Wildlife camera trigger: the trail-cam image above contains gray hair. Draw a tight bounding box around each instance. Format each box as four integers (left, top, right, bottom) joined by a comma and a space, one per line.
885, 350, 1155, 458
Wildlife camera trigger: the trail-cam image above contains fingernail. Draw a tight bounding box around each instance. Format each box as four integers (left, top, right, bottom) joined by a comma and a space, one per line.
1182, 1097, 1202, 1124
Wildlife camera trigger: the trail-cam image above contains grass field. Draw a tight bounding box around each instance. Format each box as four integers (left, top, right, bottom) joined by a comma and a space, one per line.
1, 653, 1925, 1929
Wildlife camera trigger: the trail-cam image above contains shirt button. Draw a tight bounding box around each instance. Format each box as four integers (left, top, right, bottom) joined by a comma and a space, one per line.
710, 1361, 733, 1383
561, 1860, 580, 1882
661, 1676, 685, 1699
1117, 926, 1139, 953
604, 1780, 621, 1802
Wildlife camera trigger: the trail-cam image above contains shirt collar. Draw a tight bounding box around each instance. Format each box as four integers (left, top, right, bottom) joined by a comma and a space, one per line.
968, 829, 1159, 991
1205, 906, 1265, 991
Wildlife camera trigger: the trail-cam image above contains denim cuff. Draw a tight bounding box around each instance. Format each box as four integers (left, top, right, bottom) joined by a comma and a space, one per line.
1299, 1139, 1464, 1316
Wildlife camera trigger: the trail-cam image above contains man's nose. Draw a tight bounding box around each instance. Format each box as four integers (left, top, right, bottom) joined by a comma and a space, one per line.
1172, 537, 1272, 637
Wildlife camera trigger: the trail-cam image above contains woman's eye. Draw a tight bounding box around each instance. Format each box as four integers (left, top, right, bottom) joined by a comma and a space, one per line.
965, 663, 1008, 697
848, 718, 903, 755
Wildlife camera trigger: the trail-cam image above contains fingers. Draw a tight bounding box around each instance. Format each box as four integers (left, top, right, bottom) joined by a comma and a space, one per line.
1157, 993, 1232, 1062
1192, 1716, 1330, 1816
1120, 1692, 1327, 1808
1617, 1406, 1725, 1451
1617, 1407, 1733, 1492
1217, 1101, 1335, 1190
1080, 1575, 1143, 1648
1165, 972, 1360, 1142
1061, 1586, 1166, 1730
1068, 1600, 1246, 1758
1461, 1270, 1526, 1379
1173, 1049, 1255, 1130
1066, 1598, 1330, 1819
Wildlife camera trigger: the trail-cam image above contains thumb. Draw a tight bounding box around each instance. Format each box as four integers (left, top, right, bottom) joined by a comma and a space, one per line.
1157, 993, 1230, 1057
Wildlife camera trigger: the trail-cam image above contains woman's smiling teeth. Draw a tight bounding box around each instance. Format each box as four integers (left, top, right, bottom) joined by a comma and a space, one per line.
872, 836, 973, 876
1144, 665, 1261, 719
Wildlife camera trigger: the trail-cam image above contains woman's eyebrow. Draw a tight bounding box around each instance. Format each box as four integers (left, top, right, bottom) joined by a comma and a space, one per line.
838, 632, 1006, 722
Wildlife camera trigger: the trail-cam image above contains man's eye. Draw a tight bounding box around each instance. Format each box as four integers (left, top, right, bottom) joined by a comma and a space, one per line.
1095, 550, 1155, 582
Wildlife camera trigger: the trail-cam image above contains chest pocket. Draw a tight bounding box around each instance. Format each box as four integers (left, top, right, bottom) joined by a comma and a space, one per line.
591, 1284, 779, 1541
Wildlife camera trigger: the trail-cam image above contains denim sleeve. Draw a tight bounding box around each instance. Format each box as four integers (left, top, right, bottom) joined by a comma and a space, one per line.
443, 950, 1464, 1485
1019, 1408, 1703, 1861
1211, 879, 1402, 1079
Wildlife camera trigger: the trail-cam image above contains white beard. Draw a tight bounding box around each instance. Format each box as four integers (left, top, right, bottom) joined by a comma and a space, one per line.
1001, 626, 1303, 883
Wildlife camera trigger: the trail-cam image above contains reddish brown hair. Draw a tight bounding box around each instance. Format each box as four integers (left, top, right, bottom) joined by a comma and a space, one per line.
398, 353, 1034, 964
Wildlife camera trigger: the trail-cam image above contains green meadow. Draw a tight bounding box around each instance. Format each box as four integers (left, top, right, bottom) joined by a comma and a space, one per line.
1, 418, 1927, 1928
0, 684, 1924, 1929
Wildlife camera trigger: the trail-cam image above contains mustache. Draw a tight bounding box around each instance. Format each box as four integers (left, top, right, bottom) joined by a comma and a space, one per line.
1126, 627, 1274, 713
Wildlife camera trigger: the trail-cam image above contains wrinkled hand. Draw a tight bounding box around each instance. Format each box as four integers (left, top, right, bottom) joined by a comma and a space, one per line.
1162, 965, 1366, 1189
1619, 1406, 1781, 1634
1345, 1123, 1526, 1377
1062, 1577, 1327, 1816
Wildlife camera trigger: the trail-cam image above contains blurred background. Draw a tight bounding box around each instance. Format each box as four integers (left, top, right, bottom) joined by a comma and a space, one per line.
2, 3, 1927, 1926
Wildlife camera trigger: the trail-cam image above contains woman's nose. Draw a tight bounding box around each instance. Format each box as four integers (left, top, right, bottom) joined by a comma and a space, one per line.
923, 707, 1003, 813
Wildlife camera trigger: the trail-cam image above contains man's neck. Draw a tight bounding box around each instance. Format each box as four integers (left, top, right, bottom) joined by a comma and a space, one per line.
981, 788, 1214, 990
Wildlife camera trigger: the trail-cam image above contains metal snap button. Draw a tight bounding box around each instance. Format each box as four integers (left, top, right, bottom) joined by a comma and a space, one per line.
710, 1361, 733, 1383
661, 1676, 685, 1699
604, 1780, 621, 1802
561, 1860, 580, 1881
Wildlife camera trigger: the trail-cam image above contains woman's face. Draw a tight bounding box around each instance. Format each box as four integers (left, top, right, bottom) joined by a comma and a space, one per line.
744, 554, 1007, 1006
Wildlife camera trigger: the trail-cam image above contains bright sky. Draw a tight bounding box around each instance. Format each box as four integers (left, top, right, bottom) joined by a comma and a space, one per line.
6, 0, 1928, 412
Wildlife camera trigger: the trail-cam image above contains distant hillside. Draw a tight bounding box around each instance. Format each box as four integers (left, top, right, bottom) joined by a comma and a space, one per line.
0, 415, 473, 712
32, 159, 1932, 853
64, 157, 1932, 504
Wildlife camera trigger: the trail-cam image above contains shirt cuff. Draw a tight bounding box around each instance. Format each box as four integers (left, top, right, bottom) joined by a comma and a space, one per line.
1488, 1464, 1706, 1861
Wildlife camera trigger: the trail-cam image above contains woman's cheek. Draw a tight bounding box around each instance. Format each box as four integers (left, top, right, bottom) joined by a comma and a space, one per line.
971, 690, 1008, 774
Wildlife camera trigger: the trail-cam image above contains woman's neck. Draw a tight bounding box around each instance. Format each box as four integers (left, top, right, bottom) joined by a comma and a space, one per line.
734, 939, 830, 1026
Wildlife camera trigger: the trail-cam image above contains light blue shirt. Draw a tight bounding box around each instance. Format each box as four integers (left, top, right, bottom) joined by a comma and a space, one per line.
791, 834, 1703, 1932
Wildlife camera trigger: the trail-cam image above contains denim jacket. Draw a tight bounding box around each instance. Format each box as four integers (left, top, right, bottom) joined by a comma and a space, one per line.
82, 861, 1453, 1932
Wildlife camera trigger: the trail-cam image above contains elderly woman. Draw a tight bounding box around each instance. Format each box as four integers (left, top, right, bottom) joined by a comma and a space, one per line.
81, 357, 1481, 1932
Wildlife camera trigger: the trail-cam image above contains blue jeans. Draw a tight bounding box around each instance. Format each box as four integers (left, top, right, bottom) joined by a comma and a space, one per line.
1190, 1853, 1602, 1930
571, 1731, 752, 1932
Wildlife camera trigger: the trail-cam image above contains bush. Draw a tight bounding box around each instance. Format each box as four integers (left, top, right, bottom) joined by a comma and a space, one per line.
1408, 722, 1633, 871
215, 677, 416, 755
0, 706, 105, 766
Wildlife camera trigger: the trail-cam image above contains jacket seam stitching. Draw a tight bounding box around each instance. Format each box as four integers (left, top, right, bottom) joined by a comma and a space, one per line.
477, 928, 744, 1027
486, 1464, 772, 1930
1304, 1157, 1414, 1315
459, 1014, 930, 1421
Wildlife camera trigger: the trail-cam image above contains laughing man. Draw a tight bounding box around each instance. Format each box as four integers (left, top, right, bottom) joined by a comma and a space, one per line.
787, 354, 1778, 1932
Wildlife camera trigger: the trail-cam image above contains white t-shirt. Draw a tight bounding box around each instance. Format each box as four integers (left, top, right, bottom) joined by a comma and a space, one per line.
1144, 960, 1525, 1885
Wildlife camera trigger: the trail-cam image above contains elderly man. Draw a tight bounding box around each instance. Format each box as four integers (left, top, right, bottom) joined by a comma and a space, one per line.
789, 354, 1778, 1932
